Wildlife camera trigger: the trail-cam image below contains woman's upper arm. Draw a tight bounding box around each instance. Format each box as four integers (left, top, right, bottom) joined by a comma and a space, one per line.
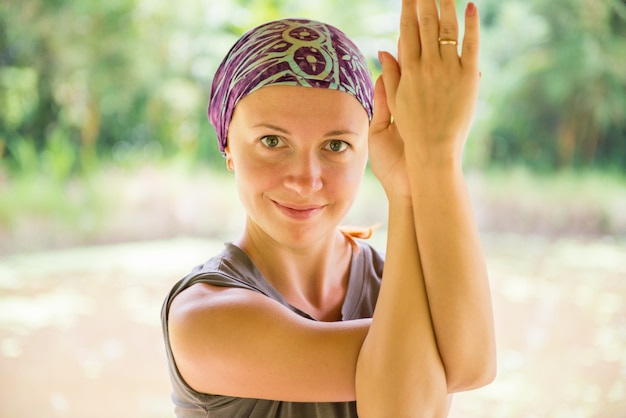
167, 283, 370, 403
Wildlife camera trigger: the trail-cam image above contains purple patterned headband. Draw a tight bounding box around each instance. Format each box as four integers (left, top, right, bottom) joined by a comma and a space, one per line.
208, 18, 374, 154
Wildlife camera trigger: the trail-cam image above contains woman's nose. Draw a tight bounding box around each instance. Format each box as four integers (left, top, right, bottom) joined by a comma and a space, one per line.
283, 152, 323, 197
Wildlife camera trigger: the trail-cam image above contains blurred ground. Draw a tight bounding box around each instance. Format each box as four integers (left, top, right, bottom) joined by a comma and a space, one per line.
0, 234, 624, 417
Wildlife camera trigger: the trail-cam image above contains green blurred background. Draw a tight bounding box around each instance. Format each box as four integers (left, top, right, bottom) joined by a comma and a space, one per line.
0, 0, 625, 417
1, 0, 626, 252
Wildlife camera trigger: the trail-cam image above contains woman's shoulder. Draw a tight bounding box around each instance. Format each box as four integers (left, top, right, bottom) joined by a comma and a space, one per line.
165, 243, 271, 301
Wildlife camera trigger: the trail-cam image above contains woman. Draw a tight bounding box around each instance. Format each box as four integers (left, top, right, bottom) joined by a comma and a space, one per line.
161, 0, 496, 416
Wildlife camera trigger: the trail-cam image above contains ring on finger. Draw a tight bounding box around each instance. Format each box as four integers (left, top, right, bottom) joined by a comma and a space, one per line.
438, 38, 458, 46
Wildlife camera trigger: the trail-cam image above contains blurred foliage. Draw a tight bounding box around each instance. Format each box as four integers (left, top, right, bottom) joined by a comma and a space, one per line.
0, 0, 625, 178
479, 0, 626, 170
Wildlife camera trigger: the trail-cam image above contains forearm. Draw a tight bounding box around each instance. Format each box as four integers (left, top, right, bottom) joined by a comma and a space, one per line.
371, 0, 495, 394
408, 153, 496, 392
355, 192, 448, 417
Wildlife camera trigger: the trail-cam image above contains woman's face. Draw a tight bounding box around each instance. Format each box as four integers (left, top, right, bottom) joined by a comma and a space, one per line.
226, 85, 370, 249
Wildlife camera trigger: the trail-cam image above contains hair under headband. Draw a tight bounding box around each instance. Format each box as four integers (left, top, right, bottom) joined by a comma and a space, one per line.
208, 18, 374, 154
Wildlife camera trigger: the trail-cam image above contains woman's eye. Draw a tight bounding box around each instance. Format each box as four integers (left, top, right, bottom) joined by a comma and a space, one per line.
260, 135, 283, 148
326, 140, 349, 153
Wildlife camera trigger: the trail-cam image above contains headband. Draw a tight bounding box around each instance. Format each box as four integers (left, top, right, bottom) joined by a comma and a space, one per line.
208, 18, 374, 153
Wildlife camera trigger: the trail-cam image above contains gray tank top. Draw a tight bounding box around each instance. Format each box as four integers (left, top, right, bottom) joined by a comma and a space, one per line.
161, 241, 384, 417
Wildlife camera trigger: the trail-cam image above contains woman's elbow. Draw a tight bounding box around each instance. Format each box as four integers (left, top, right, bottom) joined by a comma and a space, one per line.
446, 352, 497, 393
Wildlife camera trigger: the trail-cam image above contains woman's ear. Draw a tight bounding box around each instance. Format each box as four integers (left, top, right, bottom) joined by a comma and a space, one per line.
224, 147, 235, 171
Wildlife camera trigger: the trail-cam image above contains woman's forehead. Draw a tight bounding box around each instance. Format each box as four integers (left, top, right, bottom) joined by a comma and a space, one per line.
232, 85, 370, 129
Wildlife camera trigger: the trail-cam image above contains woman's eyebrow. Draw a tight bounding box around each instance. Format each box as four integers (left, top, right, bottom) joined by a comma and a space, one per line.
324, 129, 358, 137
252, 124, 357, 138
252, 123, 291, 134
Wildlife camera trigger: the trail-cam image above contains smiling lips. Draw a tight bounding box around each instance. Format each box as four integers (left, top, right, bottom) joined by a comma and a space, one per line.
272, 200, 325, 220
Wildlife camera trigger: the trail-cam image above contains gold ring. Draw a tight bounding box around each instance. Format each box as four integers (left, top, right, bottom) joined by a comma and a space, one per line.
438, 39, 458, 46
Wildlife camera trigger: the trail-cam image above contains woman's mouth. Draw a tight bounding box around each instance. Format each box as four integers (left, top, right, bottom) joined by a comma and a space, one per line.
272, 201, 325, 220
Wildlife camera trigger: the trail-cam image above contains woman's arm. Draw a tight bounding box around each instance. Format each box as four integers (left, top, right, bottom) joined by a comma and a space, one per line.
354, 10, 452, 407
379, 0, 496, 392
408, 156, 496, 392
355, 191, 449, 417
168, 284, 371, 402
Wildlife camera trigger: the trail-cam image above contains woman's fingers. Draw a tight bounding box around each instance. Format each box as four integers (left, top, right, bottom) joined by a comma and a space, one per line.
399, 0, 472, 63
416, 0, 441, 60
384, 1, 480, 153
399, 0, 421, 62
371, 74, 392, 133
461, 3, 480, 71
378, 51, 401, 116
438, 0, 460, 60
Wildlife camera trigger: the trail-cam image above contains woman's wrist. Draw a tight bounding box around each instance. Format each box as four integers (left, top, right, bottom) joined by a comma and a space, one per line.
406, 143, 464, 168
383, 186, 414, 209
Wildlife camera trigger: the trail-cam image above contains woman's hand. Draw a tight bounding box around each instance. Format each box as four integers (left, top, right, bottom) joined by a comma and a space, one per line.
368, 74, 412, 200
378, 0, 481, 163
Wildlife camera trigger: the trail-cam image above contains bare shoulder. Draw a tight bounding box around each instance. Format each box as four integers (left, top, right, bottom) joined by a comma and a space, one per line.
169, 282, 264, 321
168, 283, 303, 347
167, 282, 370, 402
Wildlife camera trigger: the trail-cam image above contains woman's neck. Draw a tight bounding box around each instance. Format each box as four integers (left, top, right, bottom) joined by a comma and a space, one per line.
235, 225, 352, 321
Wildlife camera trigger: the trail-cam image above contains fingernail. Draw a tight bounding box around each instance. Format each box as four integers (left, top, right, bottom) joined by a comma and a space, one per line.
378, 51, 384, 65
466, 2, 476, 16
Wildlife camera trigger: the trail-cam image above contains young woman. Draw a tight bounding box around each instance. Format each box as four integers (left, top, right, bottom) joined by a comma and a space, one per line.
161, 0, 496, 416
